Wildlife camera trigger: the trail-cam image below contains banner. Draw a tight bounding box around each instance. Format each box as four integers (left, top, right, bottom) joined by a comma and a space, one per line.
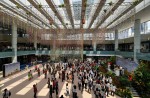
3, 62, 20, 77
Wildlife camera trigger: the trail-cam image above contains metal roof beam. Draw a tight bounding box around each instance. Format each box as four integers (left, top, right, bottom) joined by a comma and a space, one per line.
106, 0, 143, 27
46, 0, 67, 29
80, 0, 87, 28
88, 0, 106, 29
28, 0, 59, 28
10, 0, 49, 28
0, 1, 43, 28
95, 0, 124, 29
64, 0, 74, 29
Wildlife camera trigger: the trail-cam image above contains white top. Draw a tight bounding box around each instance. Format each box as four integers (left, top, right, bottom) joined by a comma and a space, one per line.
85, 79, 88, 83
66, 86, 69, 91
109, 78, 112, 83
106, 83, 110, 88
112, 86, 116, 92
110, 84, 113, 91
100, 91, 105, 96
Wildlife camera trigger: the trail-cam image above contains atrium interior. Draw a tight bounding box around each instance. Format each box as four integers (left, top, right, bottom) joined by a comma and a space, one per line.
0, 0, 150, 98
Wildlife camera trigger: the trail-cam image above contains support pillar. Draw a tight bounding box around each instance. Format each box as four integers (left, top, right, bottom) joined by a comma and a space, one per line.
115, 29, 118, 51
93, 33, 97, 51
93, 41, 96, 51
34, 32, 37, 50
12, 22, 17, 63
134, 19, 141, 63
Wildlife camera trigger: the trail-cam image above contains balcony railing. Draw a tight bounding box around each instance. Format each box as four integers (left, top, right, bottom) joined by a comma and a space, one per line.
0, 50, 150, 61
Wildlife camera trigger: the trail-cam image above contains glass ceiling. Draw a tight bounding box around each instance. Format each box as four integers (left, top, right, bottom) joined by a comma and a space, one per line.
0, 0, 146, 30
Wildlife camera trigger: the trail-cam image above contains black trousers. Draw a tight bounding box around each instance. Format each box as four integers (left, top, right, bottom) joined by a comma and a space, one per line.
34, 92, 37, 98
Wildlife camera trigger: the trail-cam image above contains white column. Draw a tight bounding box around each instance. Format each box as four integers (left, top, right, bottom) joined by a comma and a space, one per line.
93, 41, 96, 51
34, 32, 37, 49
93, 33, 97, 51
115, 29, 118, 51
12, 22, 17, 63
134, 19, 141, 63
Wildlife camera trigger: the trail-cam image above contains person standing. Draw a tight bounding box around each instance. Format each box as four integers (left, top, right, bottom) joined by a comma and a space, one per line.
111, 84, 116, 96
60, 95, 64, 98
33, 84, 37, 98
48, 66, 51, 74
72, 85, 77, 98
55, 80, 59, 97
49, 85, 53, 98
66, 83, 69, 96
47, 78, 50, 88
3, 89, 11, 98
72, 73, 74, 84
37, 68, 40, 77
45, 69, 47, 79
78, 79, 81, 90
106, 82, 110, 97
61, 70, 65, 82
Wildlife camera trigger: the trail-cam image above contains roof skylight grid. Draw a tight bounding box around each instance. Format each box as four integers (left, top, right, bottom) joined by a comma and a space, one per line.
0, 0, 43, 28
0, 0, 147, 32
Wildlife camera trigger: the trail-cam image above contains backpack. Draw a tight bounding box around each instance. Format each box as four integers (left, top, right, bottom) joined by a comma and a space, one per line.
9, 91, 11, 96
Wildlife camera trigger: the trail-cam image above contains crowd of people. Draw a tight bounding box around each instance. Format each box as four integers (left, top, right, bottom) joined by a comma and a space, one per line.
27, 59, 117, 98
76, 61, 116, 98
3, 59, 117, 98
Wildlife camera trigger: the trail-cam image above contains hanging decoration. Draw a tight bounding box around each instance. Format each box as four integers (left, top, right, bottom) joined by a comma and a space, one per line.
108, 1, 113, 6
38, 4, 42, 9
82, 18, 85, 24
49, 19, 53, 25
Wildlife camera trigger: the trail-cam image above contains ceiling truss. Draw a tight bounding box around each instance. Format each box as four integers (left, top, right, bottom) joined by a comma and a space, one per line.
64, 0, 74, 29
88, 0, 106, 29
95, 0, 124, 29
28, 0, 59, 28
80, 0, 87, 28
45, 0, 67, 29
10, 0, 50, 28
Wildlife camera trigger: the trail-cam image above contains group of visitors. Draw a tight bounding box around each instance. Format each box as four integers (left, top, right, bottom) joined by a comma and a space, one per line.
2, 58, 118, 98
76, 60, 116, 98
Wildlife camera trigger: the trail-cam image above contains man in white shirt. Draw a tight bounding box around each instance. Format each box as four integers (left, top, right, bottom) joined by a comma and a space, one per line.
111, 85, 116, 96
106, 82, 110, 97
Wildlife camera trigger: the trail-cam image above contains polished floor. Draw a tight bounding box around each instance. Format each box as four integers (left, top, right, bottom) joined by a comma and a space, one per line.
0, 65, 120, 98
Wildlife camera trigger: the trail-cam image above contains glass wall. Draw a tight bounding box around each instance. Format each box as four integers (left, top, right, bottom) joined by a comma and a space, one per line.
118, 21, 150, 39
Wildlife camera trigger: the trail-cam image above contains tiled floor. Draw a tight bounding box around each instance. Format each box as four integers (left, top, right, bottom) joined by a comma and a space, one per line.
0, 65, 121, 98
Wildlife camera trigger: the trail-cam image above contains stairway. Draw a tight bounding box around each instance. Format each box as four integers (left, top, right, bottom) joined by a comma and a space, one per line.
130, 87, 141, 98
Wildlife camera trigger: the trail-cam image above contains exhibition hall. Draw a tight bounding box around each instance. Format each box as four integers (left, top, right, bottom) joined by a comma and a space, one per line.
0, 0, 150, 98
